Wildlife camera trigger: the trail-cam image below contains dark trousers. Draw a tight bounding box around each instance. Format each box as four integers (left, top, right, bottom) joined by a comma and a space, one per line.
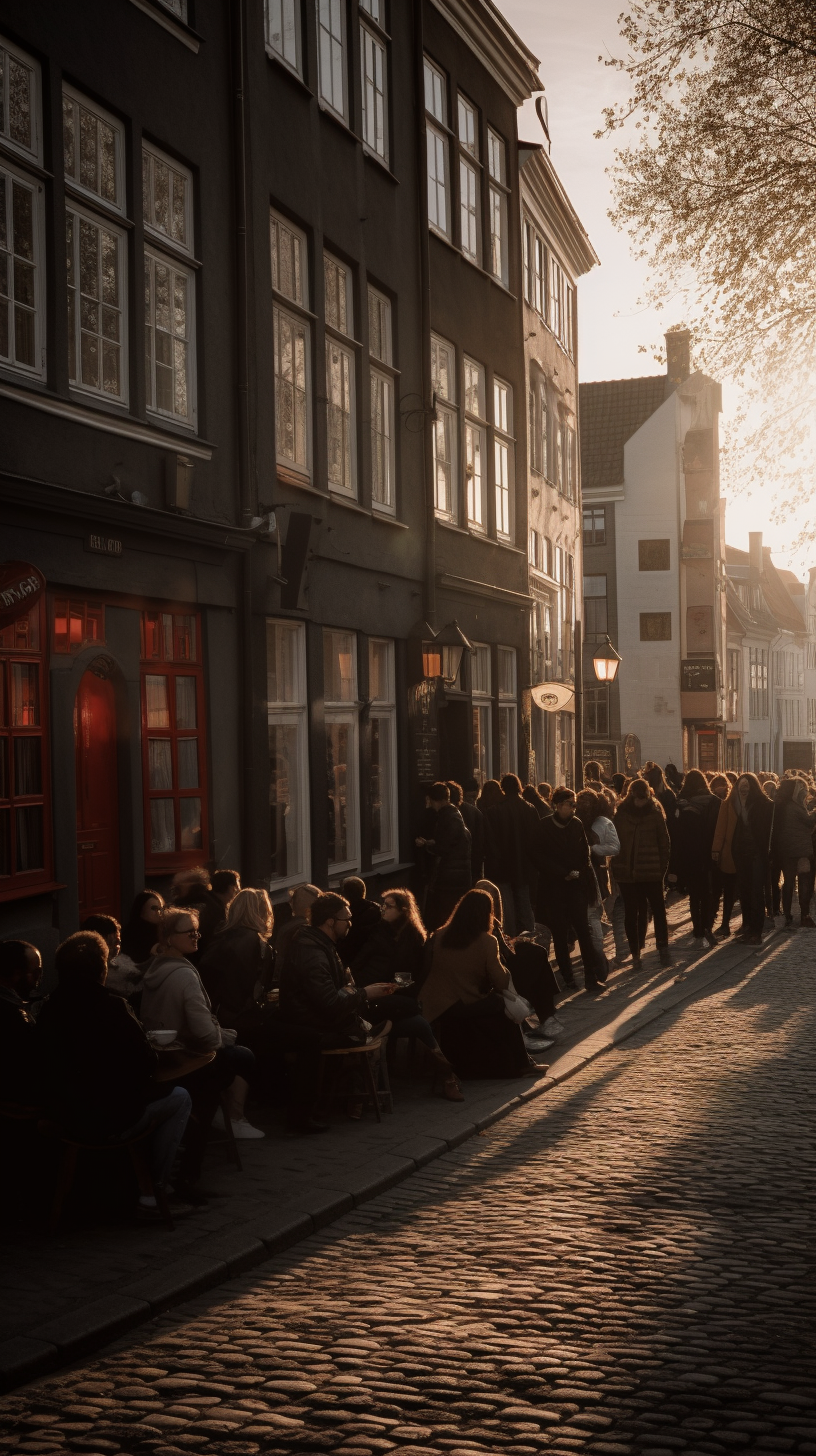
507, 941, 558, 1023
736, 853, 766, 935
687, 869, 714, 935
619, 880, 669, 955
712, 867, 737, 928
438, 993, 528, 1078
174, 1043, 255, 1181
781, 857, 813, 920
425, 877, 471, 932
540, 887, 604, 989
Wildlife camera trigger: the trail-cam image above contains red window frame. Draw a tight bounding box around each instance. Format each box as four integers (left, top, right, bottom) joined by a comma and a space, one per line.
0, 597, 55, 902
140, 609, 209, 871
52, 598, 105, 654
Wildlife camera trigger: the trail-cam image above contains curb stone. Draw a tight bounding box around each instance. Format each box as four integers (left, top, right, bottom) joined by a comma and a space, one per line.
0, 927, 774, 1393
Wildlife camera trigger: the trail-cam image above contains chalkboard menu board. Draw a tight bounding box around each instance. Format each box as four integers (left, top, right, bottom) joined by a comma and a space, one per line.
681, 660, 717, 692
408, 679, 442, 784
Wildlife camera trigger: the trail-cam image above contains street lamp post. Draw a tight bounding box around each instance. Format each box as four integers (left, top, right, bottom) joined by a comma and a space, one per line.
576, 632, 622, 787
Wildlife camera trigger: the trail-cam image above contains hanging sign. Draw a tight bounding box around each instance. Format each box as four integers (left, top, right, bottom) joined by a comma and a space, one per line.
531, 681, 574, 713
0, 561, 45, 625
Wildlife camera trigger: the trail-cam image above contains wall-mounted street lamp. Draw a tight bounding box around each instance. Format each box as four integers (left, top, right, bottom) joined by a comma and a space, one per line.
422, 619, 473, 685
592, 634, 622, 684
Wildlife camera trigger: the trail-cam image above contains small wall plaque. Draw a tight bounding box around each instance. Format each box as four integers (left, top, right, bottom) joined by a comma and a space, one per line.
85, 534, 123, 556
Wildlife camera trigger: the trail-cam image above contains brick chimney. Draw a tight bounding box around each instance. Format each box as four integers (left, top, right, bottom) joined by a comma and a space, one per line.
665, 329, 691, 395
749, 531, 763, 579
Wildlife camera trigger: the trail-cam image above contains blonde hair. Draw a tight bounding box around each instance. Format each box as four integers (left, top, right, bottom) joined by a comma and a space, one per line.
290, 882, 320, 918
157, 907, 200, 944
225, 887, 274, 938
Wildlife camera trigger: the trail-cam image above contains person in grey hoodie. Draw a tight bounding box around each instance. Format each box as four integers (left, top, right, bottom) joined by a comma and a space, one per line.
140, 909, 262, 1195
771, 777, 816, 929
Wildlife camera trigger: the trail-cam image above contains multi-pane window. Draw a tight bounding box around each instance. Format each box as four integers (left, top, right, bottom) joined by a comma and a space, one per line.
66, 207, 127, 401
143, 144, 195, 426
324, 253, 352, 334
471, 642, 492, 786
493, 378, 513, 538
464, 356, 486, 530
531, 596, 552, 683
432, 333, 456, 518
369, 638, 397, 861
0, 600, 51, 897
727, 648, 740, 722
523, 219, 546, 316
266, 0, 301, 74
317, 0, 347, 119
529, 377, 548, 477
584, 684, 609, 737
549, 254, 574, 354
52, 600, 105, 654
62, 89, 124, 215
583, 506, 606, 546
360, 0, 381, 16
498, 646, 517, 775
487, 128, 508, 286
368, 287, 393, 512
324, 630, 359, 870
271, 211, 311, 475
0, 163, 43, 376
0, 37, 40, 163
326, 338, 356, 495
158, 0, 188, 16
563, 424, 575, 500
457, 94, 480, 263
361, 23, 388, 162
268, 619, 310, 885
424, 58, 449, 238
749, 647, 769, 718
141, 610, 206, 868
583, 575, 608, 640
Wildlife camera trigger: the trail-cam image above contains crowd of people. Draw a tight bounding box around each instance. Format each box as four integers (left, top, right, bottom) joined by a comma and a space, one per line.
1, 762, 810, 1230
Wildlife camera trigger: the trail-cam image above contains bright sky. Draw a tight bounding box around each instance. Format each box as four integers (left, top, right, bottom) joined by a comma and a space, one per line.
497, 0, 811, 579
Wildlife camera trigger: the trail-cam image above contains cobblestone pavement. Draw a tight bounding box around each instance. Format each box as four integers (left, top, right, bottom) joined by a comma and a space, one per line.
2, 933, 814, 1456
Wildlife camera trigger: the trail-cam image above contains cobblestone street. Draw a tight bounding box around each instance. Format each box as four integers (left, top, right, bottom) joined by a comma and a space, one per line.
2, 935, 815, 1456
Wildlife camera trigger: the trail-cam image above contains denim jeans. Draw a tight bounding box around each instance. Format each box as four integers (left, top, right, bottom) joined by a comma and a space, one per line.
119, 1086, 192, 1190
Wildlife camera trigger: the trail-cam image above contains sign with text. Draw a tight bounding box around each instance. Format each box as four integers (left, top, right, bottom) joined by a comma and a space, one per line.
408, 678, 443, 784
681, 659, 717, 692
85, 534, 123, 556
0, 561, 45, 624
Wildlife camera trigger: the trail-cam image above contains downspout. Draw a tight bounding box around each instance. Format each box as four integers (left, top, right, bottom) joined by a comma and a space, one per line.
413, 0, 435, 627
230, 0, 257, 876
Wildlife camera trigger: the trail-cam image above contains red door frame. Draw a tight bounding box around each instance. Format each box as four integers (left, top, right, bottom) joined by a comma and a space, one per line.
75, 670, 121, 919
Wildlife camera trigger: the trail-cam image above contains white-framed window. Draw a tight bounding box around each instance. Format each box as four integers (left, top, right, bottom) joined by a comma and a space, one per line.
498, 645, 517, 775
529, 376, 548, 477
555, 420, 564, 491
324, 252, 352, 335
361, 23, 388, 163
523, 218, 547, 317
487, 128, 508, 286
360, 0, 381, 16
464, 356, 486, 531
432, 332, 457, 519
66, 204, 127, 402
326, 337, 356, 496
142, 143, 193, 257
549, 253, 574, 355
324, 629, 359, 873
493, 377, 513, 538
471, 641, 492, 786
564, 423, 575, 500
62, 87, 125, 215
369, 637, 397, 861
424, 57, 449, 238
368, 285, 391, 365
317, 0, 347, 120
144, 248, 194, 425
0, 35, 41, 164
370, 369, 394, 512
267, 619, 310, 887
271, 210, 307, 307
272, 211, 311, 475
0, 160, 45, 378
266, 0, 301, 75
158, 0, 188, 16
457, 93, 480, 263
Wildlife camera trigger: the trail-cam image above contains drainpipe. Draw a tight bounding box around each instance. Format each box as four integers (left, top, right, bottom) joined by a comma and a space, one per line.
413, 0, 435, 627
230, 0, 257, 877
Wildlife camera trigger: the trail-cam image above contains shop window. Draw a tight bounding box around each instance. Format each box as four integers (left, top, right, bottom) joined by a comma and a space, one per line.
52, 599, 104, 654
267, 619, 310, 886
369, 638, 396, 863
498, 645, 517, 775
324, 628, 359, 873
471, 642, 492, 786
140, 609, 206, 868
0, 598, 52, 898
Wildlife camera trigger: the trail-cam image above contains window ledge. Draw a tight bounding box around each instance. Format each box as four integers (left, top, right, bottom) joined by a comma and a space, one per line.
437, 518, 523, 553
264, 46, 313, 96
276, 466, 322, 495
128, 0, 202, 51
328, 491, 370, 517
0, 140, 52, 180
362, 145, 398, 183
318, 100, 360, 146
0, 881, 66, 905
372, 507, 409, 529
0, 377, 214, 459
65, 180, 131, 226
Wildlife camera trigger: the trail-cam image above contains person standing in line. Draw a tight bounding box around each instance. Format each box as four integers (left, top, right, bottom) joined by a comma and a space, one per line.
197, 870, 242, 957
416, 782, 472, 931
535, 787, 607, 994
576, 788, 620, 974
672, 769, 721, 949
453, 780, 488, 886
612, 779, 673, 969
730, 773, 774, 946
494, 774, 540, 937
710, 774, 738, 937
476, 779, 505, 886
771, 776, 816, 929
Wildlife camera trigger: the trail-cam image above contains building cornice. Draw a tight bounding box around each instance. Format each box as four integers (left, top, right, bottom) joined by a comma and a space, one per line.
429, 0, 542, 105
520, 146, 599, 279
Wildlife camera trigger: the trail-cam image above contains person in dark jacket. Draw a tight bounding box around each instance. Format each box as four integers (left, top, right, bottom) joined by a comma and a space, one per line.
35, 931, 192, 1221
535, 787, 606, 993
730, 773, 774, 944
273, 883, 320, 984
452, 781, 487, 885
522, 784, 553, 821
672, 769, 721, 946
494, 774, 540, 936
339, 877, 382, 967
612, 780, 673, 968
121, 890, 165, 964
771, 777, 815, 929
416, 783, 472, 930
476, 779, 505, 884
352, 889, 427, 989
0, 939, 42, 1104
198, 888, 276, 1055
197, 870, 242, 956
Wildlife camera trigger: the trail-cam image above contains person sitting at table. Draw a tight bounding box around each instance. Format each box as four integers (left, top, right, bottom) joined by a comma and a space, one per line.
198, 888, 280, 1100
474, 880, 562, 1049
273, 883, 320, 984
197, 869, 242, 956
35, 931, 193, 1223
351, 888, 427, 989
339, 877, 382, 966
0, 939, 43, 1105
121, 890, 165, 964
420, 889, 546, 1079
140, 908, 263, 1184
81, 913, 136, 999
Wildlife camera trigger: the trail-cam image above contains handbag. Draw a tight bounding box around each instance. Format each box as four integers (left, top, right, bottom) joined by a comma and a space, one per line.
501, 975, 534, 1024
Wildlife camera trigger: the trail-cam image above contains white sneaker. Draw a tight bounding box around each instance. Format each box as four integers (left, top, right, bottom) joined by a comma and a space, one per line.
230, 1118, 265, 1139
542, 1017, 564, 1038
524, 1035, 554, 1052
210, 1107, 225, 1130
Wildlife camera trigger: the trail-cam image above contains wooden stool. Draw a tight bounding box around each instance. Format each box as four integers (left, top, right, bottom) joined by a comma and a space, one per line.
42, 1119, 175, 1234
318, 1034, 393, 1123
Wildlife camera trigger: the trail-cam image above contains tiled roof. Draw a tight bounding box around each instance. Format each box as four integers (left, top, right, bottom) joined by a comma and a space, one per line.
579, 375, 667, 492
725, 544, 805, 635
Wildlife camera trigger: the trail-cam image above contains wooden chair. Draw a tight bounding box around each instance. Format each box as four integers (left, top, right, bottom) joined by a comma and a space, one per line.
317, 1033, 393, 1123
42, 1119, 175, 1234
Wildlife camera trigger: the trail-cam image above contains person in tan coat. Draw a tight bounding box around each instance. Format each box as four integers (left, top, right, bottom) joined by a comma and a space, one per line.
420, 889, 541, 1079
612, 779, 672, 969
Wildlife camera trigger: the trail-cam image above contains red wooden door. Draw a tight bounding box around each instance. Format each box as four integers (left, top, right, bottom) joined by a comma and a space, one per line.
75, 671, 120, 919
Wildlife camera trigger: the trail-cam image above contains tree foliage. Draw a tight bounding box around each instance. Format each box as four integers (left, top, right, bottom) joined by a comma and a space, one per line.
600, 1, 816, 537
